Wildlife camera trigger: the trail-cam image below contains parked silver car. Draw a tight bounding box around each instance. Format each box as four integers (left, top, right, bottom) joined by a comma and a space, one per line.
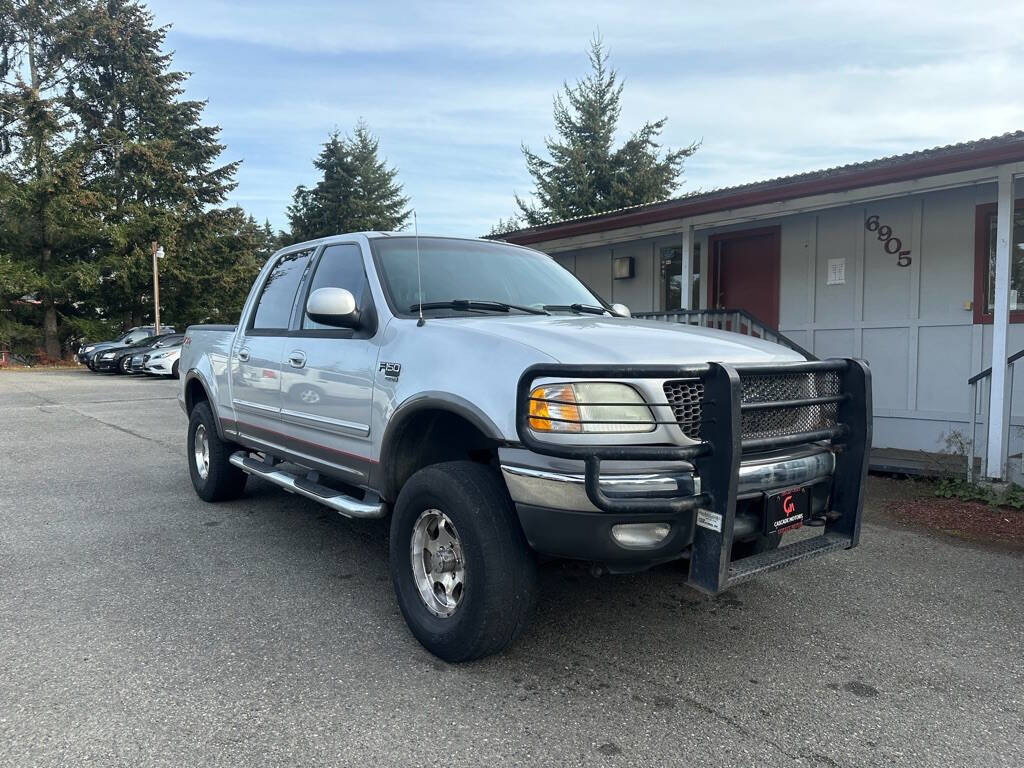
143, 344, 182, 378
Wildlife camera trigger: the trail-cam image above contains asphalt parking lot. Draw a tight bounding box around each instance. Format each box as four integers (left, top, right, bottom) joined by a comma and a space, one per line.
1, 369, 1022, 767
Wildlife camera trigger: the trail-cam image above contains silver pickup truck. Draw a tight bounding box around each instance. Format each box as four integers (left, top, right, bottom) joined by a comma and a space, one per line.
180, 233, 871, 661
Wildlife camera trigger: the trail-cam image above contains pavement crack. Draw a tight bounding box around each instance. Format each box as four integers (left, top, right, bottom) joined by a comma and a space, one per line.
64, 406, 180, 453
541, 639, 851, 767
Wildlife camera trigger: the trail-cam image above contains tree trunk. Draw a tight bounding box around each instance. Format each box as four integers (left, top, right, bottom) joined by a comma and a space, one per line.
42, 300, 60, 360
30, 29, 59, 361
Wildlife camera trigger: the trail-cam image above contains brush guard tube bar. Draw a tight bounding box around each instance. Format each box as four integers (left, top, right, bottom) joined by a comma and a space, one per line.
515, 358, 872, 593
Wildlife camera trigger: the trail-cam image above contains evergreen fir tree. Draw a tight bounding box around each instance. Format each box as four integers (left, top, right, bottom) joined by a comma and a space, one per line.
162, 208, 271, 326
515, 36, 697, 227
0, 0, 100, 358
66, 0, 239, 328
287, 122, 410, 242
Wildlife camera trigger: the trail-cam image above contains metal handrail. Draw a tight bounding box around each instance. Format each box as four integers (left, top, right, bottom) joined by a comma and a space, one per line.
634, 307, 816, 360
966, 347, 1024, 482
967, 347, 1024, 385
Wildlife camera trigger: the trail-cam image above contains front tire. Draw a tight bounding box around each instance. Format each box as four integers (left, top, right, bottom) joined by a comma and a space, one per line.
171, 359, 180, 379
187, 401, 247, 502
119, 356, 131, 374
389, 461, 537, 662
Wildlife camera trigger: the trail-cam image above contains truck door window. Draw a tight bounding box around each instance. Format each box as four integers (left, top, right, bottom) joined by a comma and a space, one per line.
302, 244, 371, 330
251, 249, 313, 330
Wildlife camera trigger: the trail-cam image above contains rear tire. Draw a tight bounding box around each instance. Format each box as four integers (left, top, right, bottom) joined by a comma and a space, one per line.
187, 401, 247, 502
389, 461, 537, 662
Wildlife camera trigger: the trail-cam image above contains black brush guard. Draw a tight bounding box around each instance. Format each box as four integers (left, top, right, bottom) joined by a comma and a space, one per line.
515, 358, 872, 593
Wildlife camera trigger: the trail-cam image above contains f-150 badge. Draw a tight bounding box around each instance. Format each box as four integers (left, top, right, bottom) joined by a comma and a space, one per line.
379, 362, 402, 381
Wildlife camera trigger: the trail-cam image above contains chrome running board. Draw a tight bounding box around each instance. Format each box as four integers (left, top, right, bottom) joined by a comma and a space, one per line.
229, 451, 386, 519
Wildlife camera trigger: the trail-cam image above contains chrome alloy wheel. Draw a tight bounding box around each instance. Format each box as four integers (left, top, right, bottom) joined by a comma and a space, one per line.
410, 509, 466, 618
193, 423, 210, 481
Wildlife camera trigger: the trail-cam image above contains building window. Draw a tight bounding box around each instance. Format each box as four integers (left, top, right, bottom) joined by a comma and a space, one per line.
975, 201, 1024, 323
659, 243, 700, 310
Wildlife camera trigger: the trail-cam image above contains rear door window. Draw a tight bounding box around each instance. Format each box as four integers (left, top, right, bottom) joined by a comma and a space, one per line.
251, 249, 314, 330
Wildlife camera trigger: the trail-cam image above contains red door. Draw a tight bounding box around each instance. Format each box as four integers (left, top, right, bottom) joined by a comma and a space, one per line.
708, 227, 781, 329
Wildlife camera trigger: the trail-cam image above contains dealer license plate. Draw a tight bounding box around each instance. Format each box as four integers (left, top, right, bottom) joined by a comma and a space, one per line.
764, 487, 808, 535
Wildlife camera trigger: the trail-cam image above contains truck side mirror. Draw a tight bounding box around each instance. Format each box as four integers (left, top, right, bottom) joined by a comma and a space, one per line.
610, 303, 631, 318
306, 287, 360, 328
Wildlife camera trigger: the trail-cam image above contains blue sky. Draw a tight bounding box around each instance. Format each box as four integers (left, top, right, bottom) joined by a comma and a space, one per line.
146, 0, 1024, 237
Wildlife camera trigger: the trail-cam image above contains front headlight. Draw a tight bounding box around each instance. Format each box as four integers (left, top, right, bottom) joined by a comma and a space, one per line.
101, 352, 116, 359
83, 345, 95, 353
528, 382, 654, 433
150, 351, 169, 359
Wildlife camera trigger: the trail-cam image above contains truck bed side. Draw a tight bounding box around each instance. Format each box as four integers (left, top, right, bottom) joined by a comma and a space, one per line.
180, 324, 238, 436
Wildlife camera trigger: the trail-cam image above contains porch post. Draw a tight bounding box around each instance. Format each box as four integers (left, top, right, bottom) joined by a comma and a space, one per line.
680, 223, 695, 310
985, 169, 1016, 479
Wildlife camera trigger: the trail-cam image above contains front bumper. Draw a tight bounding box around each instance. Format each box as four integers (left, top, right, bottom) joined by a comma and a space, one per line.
502, 445, 834, 513
144, 359, 172, 374
511, 359, 872, 591
503, 446, 835, 570
94, 356, 120, 371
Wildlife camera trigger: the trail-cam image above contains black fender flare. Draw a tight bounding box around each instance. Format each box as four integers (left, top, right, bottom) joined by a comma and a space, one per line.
374, 393, 505, 499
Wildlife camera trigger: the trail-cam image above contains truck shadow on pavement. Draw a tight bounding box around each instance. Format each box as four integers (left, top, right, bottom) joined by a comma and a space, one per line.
230, 474, 864, 681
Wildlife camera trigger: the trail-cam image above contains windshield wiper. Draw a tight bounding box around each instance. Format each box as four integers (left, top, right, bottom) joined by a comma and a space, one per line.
542, 303, 609, 316
410, 300, 549, 315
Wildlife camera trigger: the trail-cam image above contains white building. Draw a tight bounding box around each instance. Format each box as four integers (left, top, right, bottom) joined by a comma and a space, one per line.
500, 132, 1024, 480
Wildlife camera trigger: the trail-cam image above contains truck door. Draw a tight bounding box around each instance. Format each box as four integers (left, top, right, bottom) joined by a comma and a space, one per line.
278, 242, 378, 485
231, 248, 314, 441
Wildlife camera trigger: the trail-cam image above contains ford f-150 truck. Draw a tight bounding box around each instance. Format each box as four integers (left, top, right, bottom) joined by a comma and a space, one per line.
180, 233, 871, 661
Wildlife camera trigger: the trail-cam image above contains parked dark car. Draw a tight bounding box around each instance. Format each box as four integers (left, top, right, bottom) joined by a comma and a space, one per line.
77, 325, 176, 369
95, 333, 183, 374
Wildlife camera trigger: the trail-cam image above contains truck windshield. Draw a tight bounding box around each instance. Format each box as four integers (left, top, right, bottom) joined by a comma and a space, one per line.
372, 237, 604, 316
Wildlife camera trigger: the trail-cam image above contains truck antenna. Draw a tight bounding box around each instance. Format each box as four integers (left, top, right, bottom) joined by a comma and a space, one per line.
414, 211, 425, 327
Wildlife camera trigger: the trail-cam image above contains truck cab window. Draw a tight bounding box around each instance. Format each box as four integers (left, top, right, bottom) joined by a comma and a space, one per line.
303, 244, 371, 330
252, 249, 313, 330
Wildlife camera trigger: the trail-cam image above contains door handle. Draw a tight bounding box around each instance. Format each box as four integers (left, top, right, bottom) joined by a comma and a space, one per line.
287, 350, 307, 369
237, 347, 251, 362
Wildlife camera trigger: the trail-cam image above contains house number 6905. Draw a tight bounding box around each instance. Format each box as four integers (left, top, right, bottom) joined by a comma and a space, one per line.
865, 215, 912, 267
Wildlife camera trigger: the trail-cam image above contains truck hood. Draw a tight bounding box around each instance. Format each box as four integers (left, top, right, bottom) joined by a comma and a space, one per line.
449, 315, 805, 365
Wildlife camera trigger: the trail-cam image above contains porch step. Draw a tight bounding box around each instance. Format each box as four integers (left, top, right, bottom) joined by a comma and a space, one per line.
726, 532, 852, 588
868, 447, 972, 478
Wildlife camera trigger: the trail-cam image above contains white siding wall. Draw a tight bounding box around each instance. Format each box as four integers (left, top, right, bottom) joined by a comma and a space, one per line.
542, 181, 1024, 458
773, 183, 1019, 459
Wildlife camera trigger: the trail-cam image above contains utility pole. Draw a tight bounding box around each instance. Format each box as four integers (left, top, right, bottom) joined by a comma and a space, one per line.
151, 241, 164, 334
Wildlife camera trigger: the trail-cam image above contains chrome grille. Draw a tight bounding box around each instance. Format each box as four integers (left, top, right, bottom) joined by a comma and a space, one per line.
663, 371, 841, 442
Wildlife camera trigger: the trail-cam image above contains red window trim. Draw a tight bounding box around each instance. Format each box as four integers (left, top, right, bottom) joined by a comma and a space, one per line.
973, 199, 1024, 324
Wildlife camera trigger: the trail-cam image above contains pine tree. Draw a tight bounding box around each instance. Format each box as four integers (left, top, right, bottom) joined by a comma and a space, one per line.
161, 208, 271, 326
0, 0, 101, 358
486, 214, 523, 238
287, 122, 410, 242
515, 36, 698, 227
65, 0, 239, 328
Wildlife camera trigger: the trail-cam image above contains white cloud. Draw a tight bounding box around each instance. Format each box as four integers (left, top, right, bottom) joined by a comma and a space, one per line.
148, 0, 1024, 235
